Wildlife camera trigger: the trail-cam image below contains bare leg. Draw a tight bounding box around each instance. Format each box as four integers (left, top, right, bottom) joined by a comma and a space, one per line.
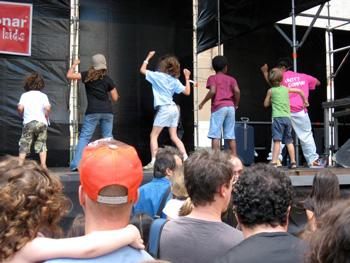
39, 151, 48, 170
168, 127, 187, 157
226, 139, 237, 157
18, 153, 26, 166
212, 139, 221, 151
272, 140, 281, 164
286, 143, 296, 164
150, 126, 164, 160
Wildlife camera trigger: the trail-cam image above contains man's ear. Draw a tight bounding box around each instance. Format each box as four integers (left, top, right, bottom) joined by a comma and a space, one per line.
165, 167, 173, 177
79, 185, 86, 207
219, 184, 227, 197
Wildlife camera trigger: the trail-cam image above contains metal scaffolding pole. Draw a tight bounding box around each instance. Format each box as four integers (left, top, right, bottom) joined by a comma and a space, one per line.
193, 0, 199, 149
217, 0, 222, 55
69, 0, 80, 162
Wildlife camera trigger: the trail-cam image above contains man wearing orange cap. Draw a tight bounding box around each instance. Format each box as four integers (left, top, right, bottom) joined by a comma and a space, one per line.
47, 138, 153, 262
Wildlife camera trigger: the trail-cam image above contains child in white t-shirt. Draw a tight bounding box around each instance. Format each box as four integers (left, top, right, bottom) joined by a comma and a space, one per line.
17, 72, 51, 170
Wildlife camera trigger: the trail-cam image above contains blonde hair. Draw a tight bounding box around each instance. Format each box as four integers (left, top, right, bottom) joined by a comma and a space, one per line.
170, 168, 188, 199
0, 156, 71, 261
179, 197, 193, 216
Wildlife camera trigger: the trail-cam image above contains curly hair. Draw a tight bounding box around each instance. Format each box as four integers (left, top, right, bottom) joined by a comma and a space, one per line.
24, 72, 45, 91
0, 156, 71, 261
84, 67, 107, 83
157, 55, 180, 78
308, 200, 350, 263
233, 163, 293, 228
184, 150, 233, 207
212, 55, 228, 72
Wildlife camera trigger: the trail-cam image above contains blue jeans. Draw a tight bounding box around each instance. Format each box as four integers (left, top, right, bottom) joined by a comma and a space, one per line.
70, 113, 114, 170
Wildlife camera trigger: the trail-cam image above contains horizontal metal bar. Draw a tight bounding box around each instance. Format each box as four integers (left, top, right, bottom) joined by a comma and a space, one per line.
331, 21, 350, 30
330, 45, 350, 54
299, 13, 350, 23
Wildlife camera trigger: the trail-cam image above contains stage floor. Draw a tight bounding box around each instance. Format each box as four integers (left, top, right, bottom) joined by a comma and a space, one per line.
50, 167, 350, 187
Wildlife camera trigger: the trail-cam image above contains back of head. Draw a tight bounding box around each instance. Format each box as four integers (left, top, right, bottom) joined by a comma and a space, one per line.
0, 156, 70, 261
233, 163, 293, 228
79, 138, 143, 218
275, 57, 292, 70
309, 200, 350, 263
170, 168, 188, 199
153, 146, 181, 178
212, 55, 228, 72
184, 150, 233, 207
130, 213, 154, 248
24, 72, 45, 91
268, 68, 283, 87
84, 54, 108, 83
157, 55, 180, 78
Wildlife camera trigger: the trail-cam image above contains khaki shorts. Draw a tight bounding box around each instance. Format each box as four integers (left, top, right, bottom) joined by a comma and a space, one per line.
19, 120, 47, 154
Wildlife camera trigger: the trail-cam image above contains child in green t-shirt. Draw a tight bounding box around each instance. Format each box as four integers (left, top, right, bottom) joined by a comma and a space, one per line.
263, 68, 309, 168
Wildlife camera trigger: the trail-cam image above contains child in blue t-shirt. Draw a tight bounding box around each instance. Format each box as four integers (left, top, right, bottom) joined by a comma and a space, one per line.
140, 51, 191, 170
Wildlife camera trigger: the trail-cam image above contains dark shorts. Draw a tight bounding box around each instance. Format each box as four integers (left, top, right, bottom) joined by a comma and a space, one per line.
19, 120, 47, 154
272, 117, 293, 144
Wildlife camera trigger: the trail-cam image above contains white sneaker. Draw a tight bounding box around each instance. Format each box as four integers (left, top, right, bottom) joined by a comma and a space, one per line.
143, 162, 154, 170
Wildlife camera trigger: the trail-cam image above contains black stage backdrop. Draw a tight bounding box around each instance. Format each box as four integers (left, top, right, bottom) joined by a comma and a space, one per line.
0, 0, 193, 166
78, 0, 193, 165
224, 24, 350, 162
197, 0, 328, 53
0, 0, 70, 166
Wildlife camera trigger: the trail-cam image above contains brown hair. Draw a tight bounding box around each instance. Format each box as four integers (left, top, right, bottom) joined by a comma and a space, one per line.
184, 150, 233, 207
179, 197, 193, 216
268, 68, 283, 87
84, 67, 107, 83
157, 55, 180, 78
0, 156, 71, 261
24, 72, 45, 91
308, 200, 350, 263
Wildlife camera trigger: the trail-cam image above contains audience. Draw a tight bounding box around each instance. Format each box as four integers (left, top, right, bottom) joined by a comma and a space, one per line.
131, 213, 154, 249
134, 146, 183, 218
217, 163, 307, 263
67, 214, 85, 238
46, 139, 153, 262
162, 167, 188, 219
303, 169, 340, 232
307, 199, 350, 263
159, 150, 243, 263
0, 155, 145, 263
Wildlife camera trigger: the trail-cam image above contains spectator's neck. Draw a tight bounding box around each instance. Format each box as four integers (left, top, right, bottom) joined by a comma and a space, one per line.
241, 224, 288, 239
187, 204, 222, 222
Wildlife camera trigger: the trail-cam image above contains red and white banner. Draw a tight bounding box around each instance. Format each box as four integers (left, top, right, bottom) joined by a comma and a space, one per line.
0, 1, 32, 56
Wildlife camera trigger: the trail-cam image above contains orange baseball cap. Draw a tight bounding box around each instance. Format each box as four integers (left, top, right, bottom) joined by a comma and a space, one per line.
79, 138, 143, 204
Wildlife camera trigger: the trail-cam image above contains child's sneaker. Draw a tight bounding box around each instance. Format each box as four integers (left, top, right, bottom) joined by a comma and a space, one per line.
143, 161, 154, 170
309, 158, 326, 168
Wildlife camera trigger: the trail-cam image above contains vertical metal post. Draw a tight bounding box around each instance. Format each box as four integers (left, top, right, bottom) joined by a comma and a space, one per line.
193, 0, 199, 149
325, 1, 335, 165
291, 0, 300, 165
217, 0, 222, 55
69, 0, 80, 162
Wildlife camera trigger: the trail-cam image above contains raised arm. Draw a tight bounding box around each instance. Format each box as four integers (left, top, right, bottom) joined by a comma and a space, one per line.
67, 59, 82, 80
140, 51, 156, 75
199, 86, 216, 110
260, 64, 270, 85
289, 88, 309, 107
20, 224, 144, 262
182, 68, 191, 96
263, 89, 272, 108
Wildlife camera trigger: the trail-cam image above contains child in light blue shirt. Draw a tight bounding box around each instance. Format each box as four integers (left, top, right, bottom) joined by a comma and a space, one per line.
140, 51, 191, 169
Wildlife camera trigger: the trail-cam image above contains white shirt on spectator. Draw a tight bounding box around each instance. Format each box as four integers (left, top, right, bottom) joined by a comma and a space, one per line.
18, 91, 50, 126
162, 199, 185, 219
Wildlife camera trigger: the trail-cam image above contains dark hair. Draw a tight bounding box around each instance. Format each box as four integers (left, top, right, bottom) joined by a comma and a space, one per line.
212, 55, 228, 72
130, 213, 153, 249
308, 200, 350, 263
233, 163, 293, 228
184, 150, 233, 206
24, 72, 45, 91
307, 169, 340, 219
268, 68, 283, 87
157, 55, 180, 78
153, 146, 181, 178
84, 67, 107, 83
66, 214, 85, 237
275, 57, 292, 70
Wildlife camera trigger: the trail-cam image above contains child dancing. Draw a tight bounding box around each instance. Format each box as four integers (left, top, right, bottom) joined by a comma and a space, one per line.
140, 51, 191, 170
263, 68, 309, 168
